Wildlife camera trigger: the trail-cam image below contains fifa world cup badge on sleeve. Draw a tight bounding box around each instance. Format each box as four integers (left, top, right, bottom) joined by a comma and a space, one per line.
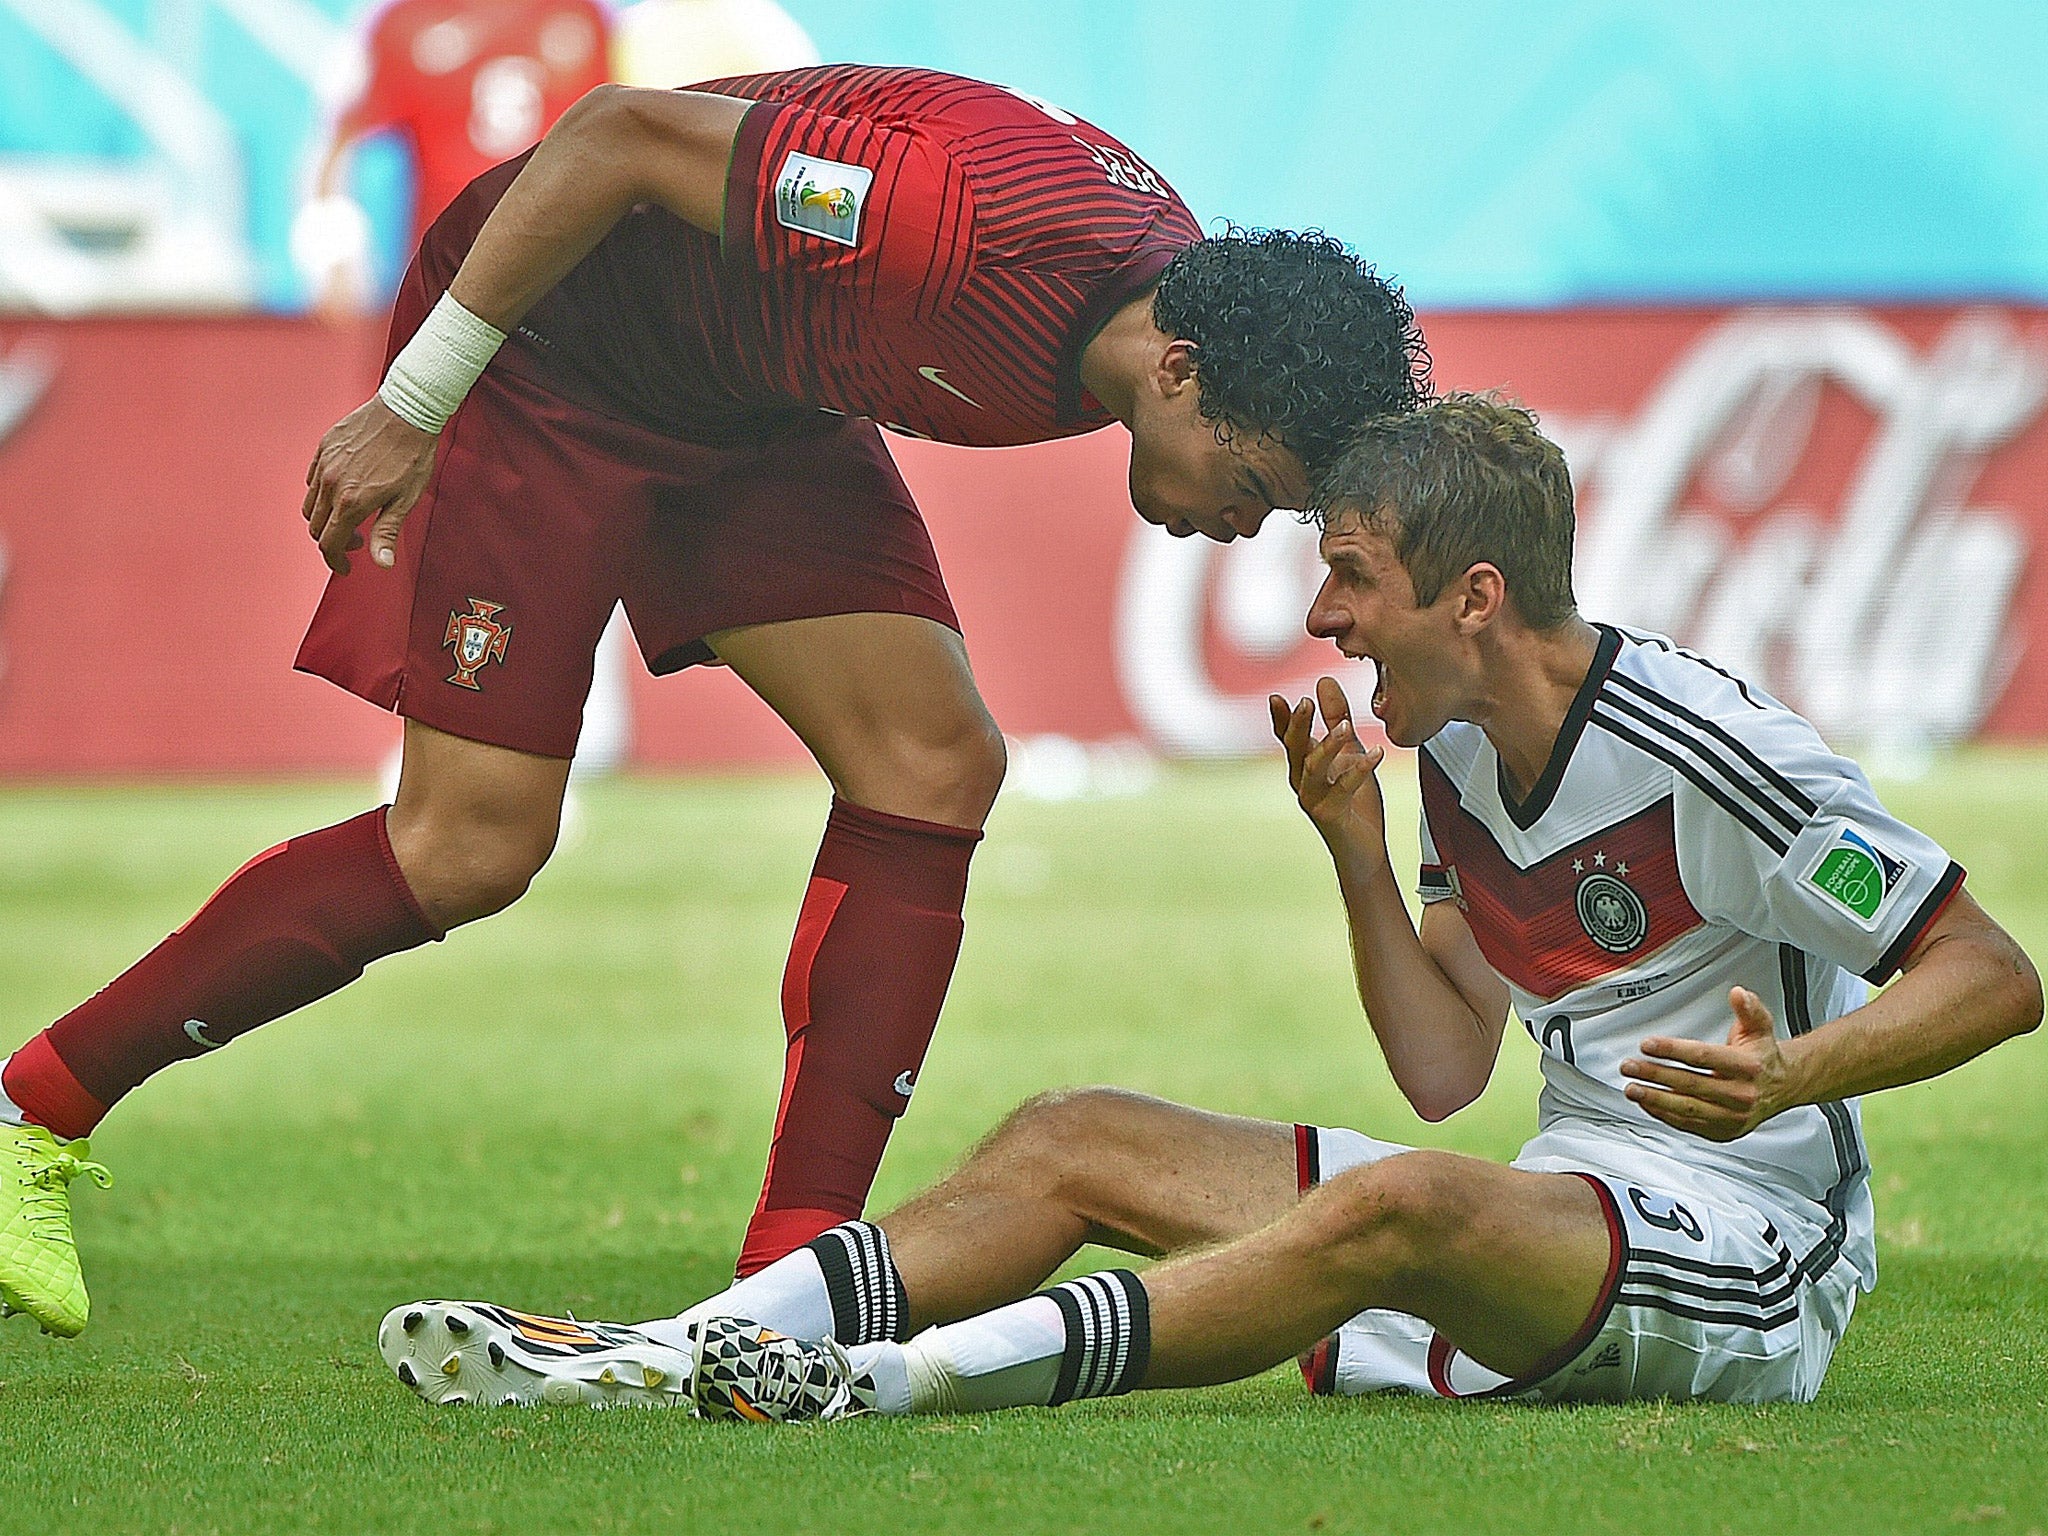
444, 599, 513, 691
1803, 827, 1910, 927
774, 152, 874, 247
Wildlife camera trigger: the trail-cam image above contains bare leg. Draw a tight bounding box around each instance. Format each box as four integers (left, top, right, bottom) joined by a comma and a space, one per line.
880, 1088, 1301, 1329
862, 1148, 1612, 1418
1139, 1152, 1611, 1387
387, 718, 572, 931
711, 612, 1006, 829
635, 1088, 1299, 1349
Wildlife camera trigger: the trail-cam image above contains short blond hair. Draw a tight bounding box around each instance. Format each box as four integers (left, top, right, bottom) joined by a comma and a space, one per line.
1315, 392, 1578, 629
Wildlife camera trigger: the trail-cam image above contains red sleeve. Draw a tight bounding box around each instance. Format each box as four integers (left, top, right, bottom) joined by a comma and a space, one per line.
721, 100, 974, 316
335, 3, 412, 140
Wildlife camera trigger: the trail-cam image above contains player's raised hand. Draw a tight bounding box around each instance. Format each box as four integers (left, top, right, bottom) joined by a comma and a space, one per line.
302, 396, 438, 576
1270, 676, 1388, 854
1621, 987, 1795, 1141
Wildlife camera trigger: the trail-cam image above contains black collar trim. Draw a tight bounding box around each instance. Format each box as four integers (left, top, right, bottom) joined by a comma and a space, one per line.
1496, 624, 1623, 830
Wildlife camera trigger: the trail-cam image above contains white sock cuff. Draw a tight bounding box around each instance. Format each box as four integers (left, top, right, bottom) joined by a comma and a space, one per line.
378, 291, 507, 435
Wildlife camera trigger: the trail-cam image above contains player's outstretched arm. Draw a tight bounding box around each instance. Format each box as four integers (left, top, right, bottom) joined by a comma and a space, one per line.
1622, 891, 2042, 1141
1272, 679, 1511, 1120
304, 85, 752, 575
443, 84, 751, 330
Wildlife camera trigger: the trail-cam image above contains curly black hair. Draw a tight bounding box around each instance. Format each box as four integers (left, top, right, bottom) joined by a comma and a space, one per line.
1151, 227, 1431, 479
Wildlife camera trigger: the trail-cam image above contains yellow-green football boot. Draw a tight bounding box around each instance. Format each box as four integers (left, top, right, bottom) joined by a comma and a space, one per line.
0, 1124, 111, 1337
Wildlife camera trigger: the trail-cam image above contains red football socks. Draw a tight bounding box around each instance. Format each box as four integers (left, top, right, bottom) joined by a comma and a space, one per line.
0, 808, 441, 1140
737, 798, 982, 1276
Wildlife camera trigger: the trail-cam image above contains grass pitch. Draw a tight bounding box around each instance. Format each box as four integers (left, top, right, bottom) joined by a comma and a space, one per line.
1, 753, 2043, 1535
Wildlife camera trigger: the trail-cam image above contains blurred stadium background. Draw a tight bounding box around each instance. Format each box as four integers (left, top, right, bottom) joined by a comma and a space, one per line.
5, 10, 2047, 1531
2, 0, 2045, 781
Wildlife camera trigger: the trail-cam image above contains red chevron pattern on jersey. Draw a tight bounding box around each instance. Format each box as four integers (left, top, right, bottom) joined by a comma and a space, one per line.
494, 65, 1202, 447
1419, 753, 1706, 1001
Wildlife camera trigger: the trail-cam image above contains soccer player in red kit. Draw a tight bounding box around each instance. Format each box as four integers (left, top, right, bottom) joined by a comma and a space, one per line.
0, 67, 1429, 1338
299, 0, 612, 311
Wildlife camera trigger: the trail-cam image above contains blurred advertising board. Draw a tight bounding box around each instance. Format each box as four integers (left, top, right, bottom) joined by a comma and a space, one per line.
1, 304, 2045, 776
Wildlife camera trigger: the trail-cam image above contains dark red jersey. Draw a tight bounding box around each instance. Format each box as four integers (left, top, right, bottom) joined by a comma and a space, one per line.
495, 65, 1204, 447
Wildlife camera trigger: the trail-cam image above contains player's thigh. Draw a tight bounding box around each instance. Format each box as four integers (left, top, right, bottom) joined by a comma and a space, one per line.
1048, 1089, 1302, 1253
975, 1088, 1305, 1255
709, 611, 1004, 827
1321, 1154, 1615, 1381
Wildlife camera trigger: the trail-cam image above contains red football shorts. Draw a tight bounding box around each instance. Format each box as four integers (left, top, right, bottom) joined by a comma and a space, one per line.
295, 280, 959, 763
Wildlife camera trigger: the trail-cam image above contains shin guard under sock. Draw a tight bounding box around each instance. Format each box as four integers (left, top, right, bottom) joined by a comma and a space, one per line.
738, 798, 980, 1275
1, 808, 441, 1138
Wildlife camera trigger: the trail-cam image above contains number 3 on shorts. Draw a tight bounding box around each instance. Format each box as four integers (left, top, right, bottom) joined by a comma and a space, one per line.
1627, 1186, 1704, 1241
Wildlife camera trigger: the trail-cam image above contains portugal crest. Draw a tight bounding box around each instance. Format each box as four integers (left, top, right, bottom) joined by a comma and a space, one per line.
443, 598, 511, 690
1575, 870, 1649, 954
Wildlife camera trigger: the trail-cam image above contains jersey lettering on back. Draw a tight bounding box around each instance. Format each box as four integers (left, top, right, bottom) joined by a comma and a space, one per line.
493, 66, 1204, 447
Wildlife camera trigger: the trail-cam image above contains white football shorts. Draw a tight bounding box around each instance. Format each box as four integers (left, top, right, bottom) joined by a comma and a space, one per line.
1298, 1124, 1856, 1405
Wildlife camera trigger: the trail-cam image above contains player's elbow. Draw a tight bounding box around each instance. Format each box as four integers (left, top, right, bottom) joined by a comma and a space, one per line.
551, 85, 666, 179
1967, 921, 2043, 1044
2004, 945, 2044, 1041
1405, 1075, 1484, 1124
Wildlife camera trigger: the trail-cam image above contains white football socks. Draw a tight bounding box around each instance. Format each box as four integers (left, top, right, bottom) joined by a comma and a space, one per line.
637, 1247, 834, 1351
635, 1219, 908, 1353
849, 1271, 1153, 1417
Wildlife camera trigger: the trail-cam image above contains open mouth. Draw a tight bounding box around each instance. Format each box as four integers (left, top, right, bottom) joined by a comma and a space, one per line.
1369, 657, 1389, 721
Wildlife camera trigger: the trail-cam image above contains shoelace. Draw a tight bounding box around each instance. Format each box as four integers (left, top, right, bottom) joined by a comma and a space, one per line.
754, 1335, 853, 1418
12, 1144, 112, 1230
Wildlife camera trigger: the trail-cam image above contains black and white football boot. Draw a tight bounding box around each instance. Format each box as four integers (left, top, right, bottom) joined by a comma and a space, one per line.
377, 1300, 695, 1409
690, 1315, 878, 1423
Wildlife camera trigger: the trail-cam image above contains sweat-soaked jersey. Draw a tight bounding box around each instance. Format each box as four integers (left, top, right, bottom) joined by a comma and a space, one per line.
1416, 625, 1965, 1302
491, 65, 1204, 446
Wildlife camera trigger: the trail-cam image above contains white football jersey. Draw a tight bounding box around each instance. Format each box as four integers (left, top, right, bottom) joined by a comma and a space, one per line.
1417, 625, 1964, 1303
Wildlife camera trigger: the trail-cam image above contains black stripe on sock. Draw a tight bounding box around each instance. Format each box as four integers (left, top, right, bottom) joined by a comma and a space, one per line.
1106, 1270, 1151, 1396
1047, 1282, 1087, 1406
1045, 1271, 1152, 1405
797, 1221, 909, 1346
806, 1226, 864, 1342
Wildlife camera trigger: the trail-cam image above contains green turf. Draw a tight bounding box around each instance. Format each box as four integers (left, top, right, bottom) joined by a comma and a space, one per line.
1, 754, 2043, 1534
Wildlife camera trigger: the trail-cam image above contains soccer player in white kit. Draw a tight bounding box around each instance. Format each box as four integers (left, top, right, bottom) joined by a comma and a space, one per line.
376, 394, 2040, 1421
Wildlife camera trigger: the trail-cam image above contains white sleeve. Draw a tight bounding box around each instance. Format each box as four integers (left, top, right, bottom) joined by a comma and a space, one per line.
1669, 693, 1962, 982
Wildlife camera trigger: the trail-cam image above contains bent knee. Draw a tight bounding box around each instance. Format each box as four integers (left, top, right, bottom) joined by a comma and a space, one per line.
388, 798, 560, 927
830, 701, 1006, 829
985, 1086, 1155, 1188
1314, 1152, 1477, 1269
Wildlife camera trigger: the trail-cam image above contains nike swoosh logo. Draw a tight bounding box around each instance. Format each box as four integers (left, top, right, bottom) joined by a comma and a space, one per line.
184, 1019, 224, 1051
917, 366, 983, 410
893, 1070, 917, 1098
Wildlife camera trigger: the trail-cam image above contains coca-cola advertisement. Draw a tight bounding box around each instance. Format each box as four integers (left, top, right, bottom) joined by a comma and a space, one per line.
1, 305, 2044, 776
1125, 305, 2048, 758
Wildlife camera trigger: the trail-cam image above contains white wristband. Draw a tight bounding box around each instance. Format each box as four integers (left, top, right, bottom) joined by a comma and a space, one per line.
378, 292, 508, 435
